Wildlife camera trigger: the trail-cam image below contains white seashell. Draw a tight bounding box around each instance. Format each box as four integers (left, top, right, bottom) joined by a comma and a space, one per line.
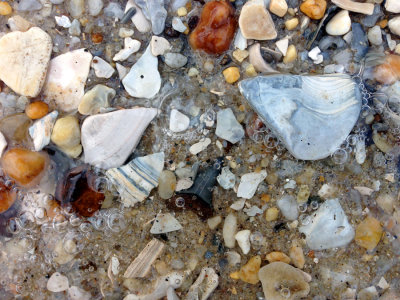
122, 46, 161, 99
55, 15, 72, 28
81, 108, 158, 169
43, 48, 92, 112
150, 212, 182, 234
169, 109, 190, 133
277, 195, 298, 221
235, 229, 251, 254
151, 35, 171, 56
234, 29, 247, 50
185, 268, 219, 300
29, 110, 58, 151
106, 152, 164, 206
326, 10, 351, 36
124, 0, 152, 33
215, 108, 244, 144
299, 199, 355, 250
217, 166, 235, 190
0, 132, 7, 157
189, 138, 211, 155
249, 43, 277, 73
237, 170, 267, 199
172, 17, 187, 33
113, 38, 141, 61
47, 272, 69, 292
116, 63, 129, 80
91, 56, 115, 78
276, 38, 289, 56
243, 205, 263, 216
239, 74, 362, 160
331, 0, 374, 15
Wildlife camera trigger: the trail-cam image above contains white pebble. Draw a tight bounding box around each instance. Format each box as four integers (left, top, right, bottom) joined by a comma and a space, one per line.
91, 56, 115, 79
326, 10, 351, 36
189, 138, 211, 155
235, 230, 251, 255
47, 272, 69, 292
223, 213, 237, 248
172, 17, 187, 33
169, 109, 190, 132
55, 15, 72, 28
367, 25, 382, 46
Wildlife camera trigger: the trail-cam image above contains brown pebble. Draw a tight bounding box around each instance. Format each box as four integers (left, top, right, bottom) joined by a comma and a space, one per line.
91, 33, 103, 44
300, 0, 327, 20
265, 251, 291, 264
25, 101, 49, 120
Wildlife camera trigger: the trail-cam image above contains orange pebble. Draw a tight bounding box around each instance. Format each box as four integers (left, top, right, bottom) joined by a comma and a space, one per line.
25, 101, 49, 119
374, 54, 400, 85
300, 0, 327, 20
378, 19, 388, 29
91, 33, 103, 44
0, 1, 12, 16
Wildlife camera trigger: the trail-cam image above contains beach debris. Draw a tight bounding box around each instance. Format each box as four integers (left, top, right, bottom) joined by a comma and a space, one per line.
150, 213, 182, 234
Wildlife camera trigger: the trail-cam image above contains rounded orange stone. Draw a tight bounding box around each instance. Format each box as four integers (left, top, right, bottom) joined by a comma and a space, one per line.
0, 181, 17, 213
91, 33, 103, 44
355, 216, 383, 250
1, 148, 48, 187
25, 101, 49, 120
300, 0, 327, 20
189, 0, 237, 55
374, 54, 400, 85
0, 2, 12, 16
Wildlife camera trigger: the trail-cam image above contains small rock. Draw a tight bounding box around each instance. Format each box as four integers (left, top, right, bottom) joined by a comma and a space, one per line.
47, 272, 69, 293
385, 0, 400, 13
318, 183, 337, 199
326, 10, 351, 36
216, 108, 244, 144
68, 286, 91, 300
277, 195, 298, 221
230, 199, 246, 210
116, 63, 129, 80
207, 215, 222, 230
29, 110, 58, 151
122, 46, 161, 99
0, 27, 52, 97
283, 44, 297, 63
124, 0, 152, 33
217, 167, 235, 190
7, 15, 33, 32
113, 38, 141, 61
189, 138, 211, 155
244, 205, 263, 217
0, 132, 7, 157
276, 38, 289, 55
355, 216, 383, 250
223, 67, 240, 84
67, 0, 85, 18
69, 19, 81, 36
389, 17, 400, 37
172, 17, 187, 33
50, 115, 82, 158
300, 0, 326, 20
235, 230, 251, 254
135, 0, 167, 35
358, 286, 378, 300
376, 193, 394, 214
164, 53, 187, 68
285, 17, 299, 30
158, 170, 176, 199
17, 0, 42, 11
91, 56, 115, 79
88, 0, 103, 16
308, 46, 323, 64
169, 109, 190, 132
78, 85, 115, 115
367, 25, 382, 46
234, 29, 247, 50
266, 251, 291, 264
25, 101, 49, 120
119, 28, 134, 38
232, 49, 249, 62
297, 185, 310, 203
226, 251, 241, 266
289, 244, 305, 269
232, 256, 261, 284
265, 207, 279, 221
55, 15, 72, 28
237, 170, 267, 199
0, 1, 12, 15
239, 0, 277, 40
150, 36, 171, 56
104, 2, 124, 19
150, 213, 182, 234
269, 0, 288, 17
223, 213, 237, 248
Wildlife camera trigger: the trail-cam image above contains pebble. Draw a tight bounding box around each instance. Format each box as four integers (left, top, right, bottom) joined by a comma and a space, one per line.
189, 138, 211, 155
135, 0, 167, 35
169, 109, 190, 132
67, 0, 84, 18
68, 19, 81, 36
326, 10, 351, 36
43, 49, 92, 112
1, 148, 48, 187
88, 0, 103, 16
231, 255, 261, 284
17, 0, 42, 11
29, 110, 58, 151
207, 215, 222, 230
215, 108, 244, 144
122, 46, 161, 99
300, 0, 326, 19
164, 53, 187, 68
230, 199, 246, 210
388, 16, 400, 37
113, 38, 141, 61
297, 185, 310, 203
355, 216, 383, 250
177, 6, 187, 16
276, 38, 289, 55
277, 195, 298, 221
150, 36, 171, 56
232, 49, 249, 63
0, 1, 12, 15
285, 17, 299, 30
0, 132, 7, 157
283, 44, 297, 63
55, 16, 72, 28
235, 230, 251, 254
50, 115, 82, 158
7, 15, 33, 32
239, 0, 277, 40
265, 207, 279, 221
150, 213, 182, 234
78, 85, 115, 115
116, 63, 129, 80
189, 0, 237, 54
91, 56, 115, 79
217, 167, 235, 190
222, 67, 240, 84
124, 0, 151, 33
226, 251, 241, 266
25, 102, 49, 120
158, 170, 176, 199
269, 0, 288, 17
385, 0, 400, 13
119, 28, 134, 38
289, 244, 305, 269
266, 251, 291, 264
308, 46, 323, 64
47, 272, 69, 293
223, 213, 237, 248
172, 17, 187, 33
104, 2, 124, 19
367, 25, 382, 45
0, 27, 52, 97
237, 170, 267, 199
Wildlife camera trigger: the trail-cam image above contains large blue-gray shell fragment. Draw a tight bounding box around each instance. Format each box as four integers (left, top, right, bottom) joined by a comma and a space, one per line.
238, 74, 362, 160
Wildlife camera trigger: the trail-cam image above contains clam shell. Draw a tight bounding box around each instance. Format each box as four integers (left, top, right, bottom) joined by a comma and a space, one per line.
106, 152, 164, 206
81, 108, 158, 169
239, 74, 362, 160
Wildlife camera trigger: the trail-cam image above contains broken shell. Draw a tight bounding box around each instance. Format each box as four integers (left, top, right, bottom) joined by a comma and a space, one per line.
331, 0, 374, 15
150, 212, 182, 234
106, 152, 164, 206
113, 38, 141, 61
78, 84, 116, 115
258, 262, 310, 300
81, 108, 158, 169
186, 267, 219, 300
239, 74, 361, 160
249, 43, 278, 73
28, 110, 58, 151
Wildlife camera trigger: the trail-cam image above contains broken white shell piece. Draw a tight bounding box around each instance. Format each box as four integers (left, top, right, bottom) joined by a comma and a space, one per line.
29, 110, 58, 151
237, 170, 267, 199
111, 256, 120, 275
170, 109, 190, 133
125, 0, 152, 33
150, 213, 182, 234
243, 205, 263, 216
234, 29, 247, 50
122, 46, 161, 99
189, 138, 211, 155
217, 167, 235, 190
47, 272, 69, 292
235, 229, 251, 254
331, 0, 374, 15
230, 199, 246, 210
81, 108, 158, 169
185, 268, 219, 300
113, 38, 141, 61
124, 239, 165, 278
308, 47, 323, 64
0, 132, 7, 157
276, 38, 289, 56
55, 15, 71, 28
124, 271, 184, 300
151, 36, 171, 56
42, 48, 92, 112
249, 43, 278, 73
91, 56, 115, 79
172, 17, 187, 33
116, 63, 129, 80
106, 152, 165, 206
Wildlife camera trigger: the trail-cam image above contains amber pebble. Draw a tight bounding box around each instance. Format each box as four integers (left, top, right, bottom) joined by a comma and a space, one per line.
0, 181, 17, 213
0, 180, 19, 237
91, 33, 103, 44
300, 0, 327, 20
25, 101, 49, 120
0, 1, 12, 15
374, 54, 400, 85
231, 255, 261, 284
1, 148, 48, 187
0, 113, 32, 147
189, 0, 237, 54
55, 165, 105, 217
355, 216, 383, 250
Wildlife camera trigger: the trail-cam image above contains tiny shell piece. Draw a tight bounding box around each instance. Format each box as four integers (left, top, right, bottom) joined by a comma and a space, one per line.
185, 267, 219, 300
124, 239, 165, 278
150, 213, 182, 234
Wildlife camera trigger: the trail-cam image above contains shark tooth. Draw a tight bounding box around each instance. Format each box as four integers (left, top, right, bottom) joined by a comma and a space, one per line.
239, 74, 362, 160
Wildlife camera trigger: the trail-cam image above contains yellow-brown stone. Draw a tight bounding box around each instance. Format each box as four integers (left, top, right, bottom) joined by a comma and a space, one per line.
265, 251, 291, 264
234, 255, 261, 284
355, 216, 383, 250
300, 0, 327, 20
25, 101, 49, 120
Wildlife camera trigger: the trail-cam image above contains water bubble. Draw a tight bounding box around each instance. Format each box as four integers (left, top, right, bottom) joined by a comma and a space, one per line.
92, 215, 106, 231
280, 287, 291, 299
250, 231, 265, 249
310, 201, 319, 210
52, 217, 68, 233
251, 131, 264, 144
18, 211, 35, 230
298, 203, 308, 213
332, 148, 348, 165
107, 213, 126, 233
175, 197, 185, 208
300, 215, 312, 226
69, 215, 81, 227
7, 218, 20, 234
79, 222, 92, 233
34, 207, 46, 221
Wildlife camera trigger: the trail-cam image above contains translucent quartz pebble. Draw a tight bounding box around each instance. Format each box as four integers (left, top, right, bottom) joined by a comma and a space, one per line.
239, 74, 361, 160
47, 272, 69, 293
299, 199, 355, 250
215, 108, 245, 144
135, 0, 167, 35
